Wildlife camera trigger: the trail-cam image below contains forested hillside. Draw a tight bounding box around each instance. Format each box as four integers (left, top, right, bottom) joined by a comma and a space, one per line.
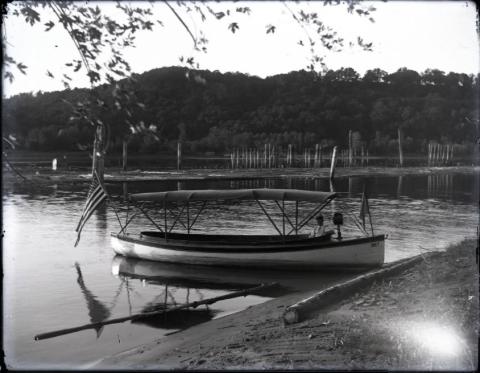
3, 66, 478, 155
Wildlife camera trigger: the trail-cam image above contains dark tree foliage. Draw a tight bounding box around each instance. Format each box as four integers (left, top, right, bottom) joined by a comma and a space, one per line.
2, 66, 478, 155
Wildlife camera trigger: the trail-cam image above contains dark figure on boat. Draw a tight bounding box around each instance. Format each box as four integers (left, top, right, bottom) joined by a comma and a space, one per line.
310, 214, 326, 237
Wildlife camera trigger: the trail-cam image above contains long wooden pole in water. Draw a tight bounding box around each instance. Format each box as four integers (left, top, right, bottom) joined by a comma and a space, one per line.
34, 282, 277, 341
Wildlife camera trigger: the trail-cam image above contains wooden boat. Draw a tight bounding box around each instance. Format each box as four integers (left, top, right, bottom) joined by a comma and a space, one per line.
111, 188, 385, 269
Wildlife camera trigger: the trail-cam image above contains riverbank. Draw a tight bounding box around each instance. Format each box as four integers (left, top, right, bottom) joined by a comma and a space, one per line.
3, 165, 479, 184
95, 239, 478, 370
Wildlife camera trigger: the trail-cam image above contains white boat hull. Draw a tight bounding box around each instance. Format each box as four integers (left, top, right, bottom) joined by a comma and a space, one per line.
111, 233, 385, 269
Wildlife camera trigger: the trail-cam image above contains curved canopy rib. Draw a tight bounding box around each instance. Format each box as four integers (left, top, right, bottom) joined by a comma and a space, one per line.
130, 189, 336, 203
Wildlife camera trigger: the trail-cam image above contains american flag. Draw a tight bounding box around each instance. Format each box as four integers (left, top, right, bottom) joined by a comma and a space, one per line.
75, 171, 108, 247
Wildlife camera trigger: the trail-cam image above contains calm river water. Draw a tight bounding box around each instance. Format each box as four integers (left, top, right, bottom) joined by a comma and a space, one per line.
3, 172, 478, 369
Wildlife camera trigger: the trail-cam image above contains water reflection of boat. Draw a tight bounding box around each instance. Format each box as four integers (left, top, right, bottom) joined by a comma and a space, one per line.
111, 189, 385, 269
112, 255, 362, 295
113, 255, 266, 290
132, 304, 215, 330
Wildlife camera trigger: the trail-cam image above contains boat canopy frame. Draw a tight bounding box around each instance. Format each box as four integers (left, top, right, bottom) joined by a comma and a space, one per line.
117, 189, 338, 239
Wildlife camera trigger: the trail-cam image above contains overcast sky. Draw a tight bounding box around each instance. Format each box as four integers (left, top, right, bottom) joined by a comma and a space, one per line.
2, 1, 479, 97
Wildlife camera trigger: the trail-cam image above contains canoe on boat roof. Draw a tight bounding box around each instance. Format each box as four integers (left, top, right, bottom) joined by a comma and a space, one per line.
130, 188, 337, 203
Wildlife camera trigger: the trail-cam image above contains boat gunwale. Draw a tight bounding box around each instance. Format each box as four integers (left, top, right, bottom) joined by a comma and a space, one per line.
112, 232, 385, 254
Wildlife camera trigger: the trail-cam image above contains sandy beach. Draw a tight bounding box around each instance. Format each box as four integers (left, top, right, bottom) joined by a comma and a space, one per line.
95, 239, 478, 371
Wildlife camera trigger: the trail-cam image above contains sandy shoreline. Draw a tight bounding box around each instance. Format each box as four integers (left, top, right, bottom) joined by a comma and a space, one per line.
3, 165, 479, 184
95, 239, 478, 371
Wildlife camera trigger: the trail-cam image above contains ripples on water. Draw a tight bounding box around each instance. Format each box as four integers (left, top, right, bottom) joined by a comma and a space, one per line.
2, 173, 478, 369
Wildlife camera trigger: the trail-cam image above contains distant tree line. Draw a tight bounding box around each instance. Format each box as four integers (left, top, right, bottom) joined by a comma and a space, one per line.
2, 66, 478, 155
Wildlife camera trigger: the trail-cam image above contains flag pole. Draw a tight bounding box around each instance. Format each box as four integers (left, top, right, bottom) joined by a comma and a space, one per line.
365, 192, 374, 236
95, 170, 124, 232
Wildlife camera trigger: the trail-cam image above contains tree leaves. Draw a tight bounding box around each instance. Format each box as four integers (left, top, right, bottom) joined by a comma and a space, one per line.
266, 24, 276, 34
228, 22, 239, 33
4, 71, 14, 83
4, 1, 386, 157
20, 6, 40, 25
16, 63, 27, 75
235, 7, 251, 15
44, 21, 55, 31
87, 71, 101, 83
74, 60, 82, 72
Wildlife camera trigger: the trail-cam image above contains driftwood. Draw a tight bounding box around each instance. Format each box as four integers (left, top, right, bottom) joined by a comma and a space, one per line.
34, 282, 277, 341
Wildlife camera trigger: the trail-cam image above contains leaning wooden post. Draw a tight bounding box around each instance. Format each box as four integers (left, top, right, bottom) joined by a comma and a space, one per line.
268, 144, 271, 168
176, 142, 182, 170
397, 127, 404, 167
262, 144, 265, 168
427, 142, 432, 166
431, 143, 435, 166
122, 140, 128, 172
92, 124, 105, 182
348, 130, 353, 167
291, 144, 294, 167
432, 143, 436, 166
329, 146, 338, 181
272, 145, 276, 168
319, 145, 323, 168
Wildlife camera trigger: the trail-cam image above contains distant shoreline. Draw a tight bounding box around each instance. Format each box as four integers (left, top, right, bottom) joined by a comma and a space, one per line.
3, 165, 479, 184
